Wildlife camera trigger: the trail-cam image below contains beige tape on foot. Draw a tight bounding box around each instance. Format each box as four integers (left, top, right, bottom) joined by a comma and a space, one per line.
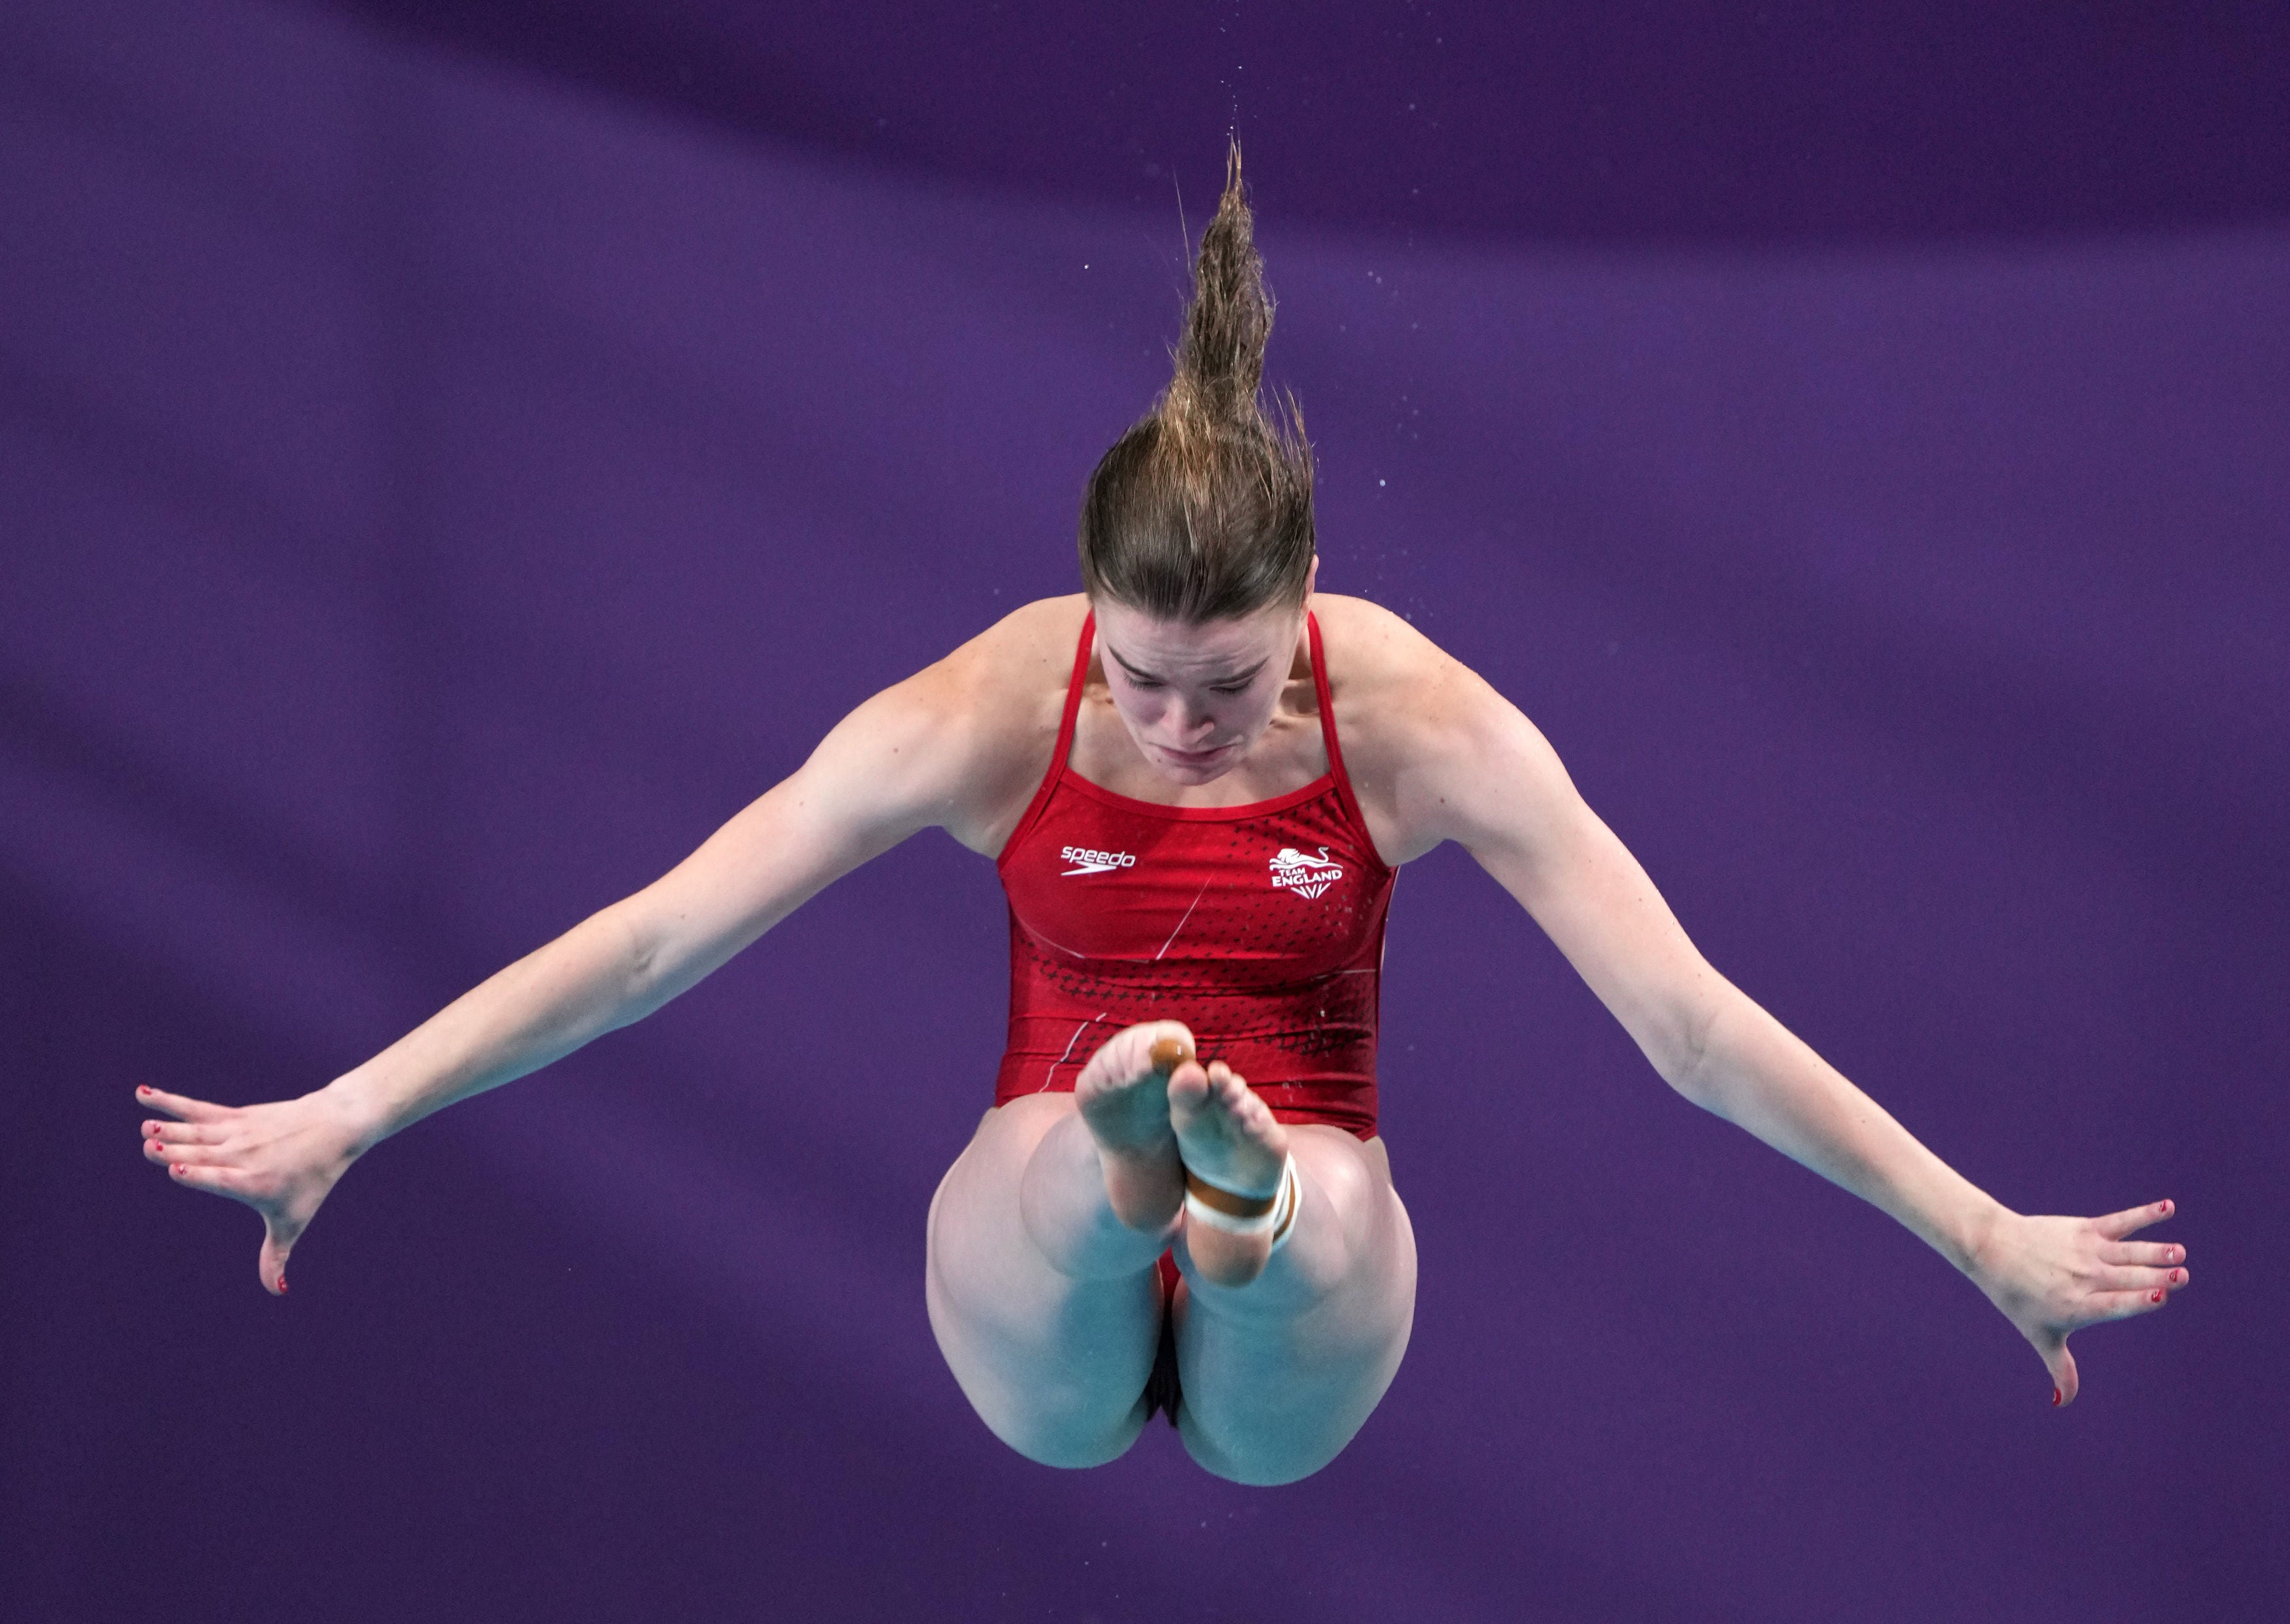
1148, 1036, 1195, 1072
1184, 1154, 1300, 1253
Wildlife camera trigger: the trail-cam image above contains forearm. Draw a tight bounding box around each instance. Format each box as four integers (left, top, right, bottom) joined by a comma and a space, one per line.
309, 727, 940, 1148
1678, 991, 2003, 1273
323, 903, 651, 1146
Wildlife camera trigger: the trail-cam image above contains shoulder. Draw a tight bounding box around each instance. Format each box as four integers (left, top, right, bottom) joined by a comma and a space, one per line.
1310, 592, 1492, 741
910, 593, 1087, 751
932, 593, 1089, 701
1311, 593, 1442, 678
883, 594, 1087, 853
1310, 593, 1556, 862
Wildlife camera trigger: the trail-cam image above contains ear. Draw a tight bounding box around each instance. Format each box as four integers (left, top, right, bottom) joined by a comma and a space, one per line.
1303, 554, 1320, 601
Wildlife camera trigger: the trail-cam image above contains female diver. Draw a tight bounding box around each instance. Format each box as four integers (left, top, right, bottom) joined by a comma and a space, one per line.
137, 149, 2186, 1485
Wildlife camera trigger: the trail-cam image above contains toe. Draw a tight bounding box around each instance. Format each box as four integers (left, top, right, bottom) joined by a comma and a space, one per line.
1148, 1030, 1196, 1073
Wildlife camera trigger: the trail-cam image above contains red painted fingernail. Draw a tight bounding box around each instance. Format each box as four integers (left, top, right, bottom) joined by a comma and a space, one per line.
2150, 1289, 2164, 1302
2171, 1269, 2183, 1282
137, 1085, 152, 1095
2052, 1388, 2061, 1406
277, 1277, 288, 1294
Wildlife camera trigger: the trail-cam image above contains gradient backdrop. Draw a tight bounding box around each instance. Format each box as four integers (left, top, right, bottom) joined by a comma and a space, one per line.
5, 3, 2285, 1619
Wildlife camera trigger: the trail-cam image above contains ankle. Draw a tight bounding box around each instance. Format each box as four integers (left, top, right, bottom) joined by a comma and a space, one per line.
1182, 1156, 1301, 1288
1187, 1156, 1299, 1240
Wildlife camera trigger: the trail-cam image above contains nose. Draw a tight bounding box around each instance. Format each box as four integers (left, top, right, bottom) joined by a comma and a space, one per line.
1171, 697, 1218, 741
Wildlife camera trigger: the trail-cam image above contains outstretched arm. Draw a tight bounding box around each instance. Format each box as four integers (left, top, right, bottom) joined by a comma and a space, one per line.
1382, 637, 2185, 1407
139, 631, 1032, 1296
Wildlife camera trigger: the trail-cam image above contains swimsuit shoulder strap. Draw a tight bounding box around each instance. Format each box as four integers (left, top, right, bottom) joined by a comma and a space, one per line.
996, 607, 1094, 866
1305, 610, 1378, 851
1057, 608, 1093, 763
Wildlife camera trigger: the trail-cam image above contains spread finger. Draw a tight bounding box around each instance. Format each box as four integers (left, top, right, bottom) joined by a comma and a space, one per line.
167, 1161, 245, 1195
2090, 1199, 2174, 1241
2086, 1286, 2174, 1323
133, 1086, 230, 1123
2091, 1264, 2182, 1294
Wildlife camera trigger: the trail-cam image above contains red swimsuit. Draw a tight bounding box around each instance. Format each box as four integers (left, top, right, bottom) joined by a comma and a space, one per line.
993, 610, 1396, 1139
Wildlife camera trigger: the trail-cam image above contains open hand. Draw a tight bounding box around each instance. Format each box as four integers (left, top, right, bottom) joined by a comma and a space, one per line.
1969, 1199, 2187, 1407
137, 1085, 366, 1296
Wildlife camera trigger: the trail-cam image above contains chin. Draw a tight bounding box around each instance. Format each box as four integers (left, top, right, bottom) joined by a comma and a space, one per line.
1153, 745, 1239, 783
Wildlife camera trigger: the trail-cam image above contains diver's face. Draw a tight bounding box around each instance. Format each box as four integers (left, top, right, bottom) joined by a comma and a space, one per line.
1092, 593, 1308, 786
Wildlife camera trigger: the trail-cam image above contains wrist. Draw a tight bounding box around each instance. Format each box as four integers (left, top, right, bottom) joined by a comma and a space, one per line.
314, 1068, 401, 1154
1955, 1195, 2015, 1282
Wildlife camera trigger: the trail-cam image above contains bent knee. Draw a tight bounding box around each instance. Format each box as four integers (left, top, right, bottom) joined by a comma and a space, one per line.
1196, 1447, 1343, 1487
1195, 1144, 1406, 1313
1295, 1133, 1401, 1246
1179, 1413, 1354, 1486
980, 1399, 1148, 1470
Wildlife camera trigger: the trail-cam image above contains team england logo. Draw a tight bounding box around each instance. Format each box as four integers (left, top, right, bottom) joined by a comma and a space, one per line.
1061, 844, 1136, 877
1269, 845, 1344, 898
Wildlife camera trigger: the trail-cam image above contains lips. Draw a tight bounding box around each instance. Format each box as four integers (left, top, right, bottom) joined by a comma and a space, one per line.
1158, 742, 1233, 763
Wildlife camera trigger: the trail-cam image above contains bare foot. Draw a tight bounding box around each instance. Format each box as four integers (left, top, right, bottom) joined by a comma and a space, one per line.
1169, 1060, 1292, 1288
1073, 1021, 1194, 1231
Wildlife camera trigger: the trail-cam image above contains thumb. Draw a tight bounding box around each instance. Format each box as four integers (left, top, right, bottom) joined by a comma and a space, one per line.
258, 1219, 297, 1298
2042, 1337, 2079, 1409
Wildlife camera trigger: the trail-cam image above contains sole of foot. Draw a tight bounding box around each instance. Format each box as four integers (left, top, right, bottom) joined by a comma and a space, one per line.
1074, 1021, 1193, 1231
1169, 1060, 1292, 1289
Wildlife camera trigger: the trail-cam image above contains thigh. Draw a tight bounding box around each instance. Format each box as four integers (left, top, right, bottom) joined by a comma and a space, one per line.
1174, 1127, 1418, 1486
925, 1096, 1164, 1469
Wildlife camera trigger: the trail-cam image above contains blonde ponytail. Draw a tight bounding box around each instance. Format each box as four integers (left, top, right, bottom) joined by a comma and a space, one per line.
1079, 141, 1315, 621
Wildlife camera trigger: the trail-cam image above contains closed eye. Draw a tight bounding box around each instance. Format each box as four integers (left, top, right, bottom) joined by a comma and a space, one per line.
1122, 675, 1247, 697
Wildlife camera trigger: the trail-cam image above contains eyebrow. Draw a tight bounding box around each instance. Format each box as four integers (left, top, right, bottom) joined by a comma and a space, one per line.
1103, 644, 1269, 687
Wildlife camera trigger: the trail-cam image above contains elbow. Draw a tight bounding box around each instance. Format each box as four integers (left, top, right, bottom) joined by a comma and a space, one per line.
600, 902, 665, 1026
1659, 991, 1735, 1110
1661, 1025, 1711, 1106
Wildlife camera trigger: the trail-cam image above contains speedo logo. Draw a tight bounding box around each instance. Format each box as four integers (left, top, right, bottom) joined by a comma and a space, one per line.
1061, 845, 1137, 876
1269, 845, 1344, 898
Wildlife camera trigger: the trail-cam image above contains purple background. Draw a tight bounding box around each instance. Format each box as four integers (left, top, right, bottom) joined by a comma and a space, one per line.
5, 3, 2285, 1618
